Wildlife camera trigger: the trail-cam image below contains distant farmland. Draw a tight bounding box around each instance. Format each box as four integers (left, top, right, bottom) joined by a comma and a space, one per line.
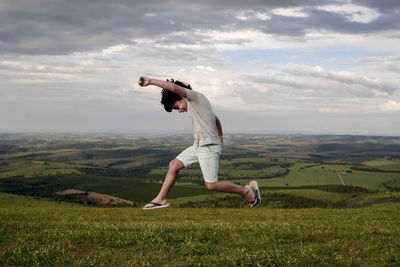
1, 133, 400, 207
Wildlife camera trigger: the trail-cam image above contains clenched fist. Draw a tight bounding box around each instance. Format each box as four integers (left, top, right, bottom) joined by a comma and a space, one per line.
138, 76, 151, 87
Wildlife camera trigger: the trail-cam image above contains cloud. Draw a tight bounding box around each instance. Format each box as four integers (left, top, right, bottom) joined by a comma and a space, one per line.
1, 48, 398, 112
1, 0, 400, 135
280, 64, 398, 96
234, 10, 271, 21
355, 56, 383, 63
357, 54, 400, 75
272, 7, 309, 18
1, 0, 400, 55
316, 4, 379, 23
381, 100, 400, 112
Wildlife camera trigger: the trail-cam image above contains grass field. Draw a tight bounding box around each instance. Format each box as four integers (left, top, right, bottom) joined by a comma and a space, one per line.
267, 189, 351, 202
2, 134, 400, 265
1, 193, 399, 266
0, 174, 212, 204
385, 178, 400, 188
363, 158, 400, 171
342, 171, 400, 190
234, 166, 341, 187
0, 160, 81, 178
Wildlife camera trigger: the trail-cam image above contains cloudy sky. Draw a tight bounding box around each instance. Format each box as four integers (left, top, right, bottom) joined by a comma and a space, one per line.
1, 0, 400, 135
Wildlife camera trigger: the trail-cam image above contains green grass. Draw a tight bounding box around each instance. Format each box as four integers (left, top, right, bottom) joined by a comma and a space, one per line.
363, 158, 400, 171
385, 178, 400, 188
219, 157, 296, 166
164, 186, 400, 209
169, 192, 233, 205
0, 160, 81, 178
341, 171, 400, 190
73, 179, 211, 203
319, 164, 353, 172
0, 174, 212, 204
268, 189, 351, 202
1, 193, 400, 266
234, 166, 341, 187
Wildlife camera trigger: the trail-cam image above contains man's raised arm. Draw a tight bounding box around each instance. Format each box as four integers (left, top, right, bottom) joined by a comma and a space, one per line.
138, 76, 187, 98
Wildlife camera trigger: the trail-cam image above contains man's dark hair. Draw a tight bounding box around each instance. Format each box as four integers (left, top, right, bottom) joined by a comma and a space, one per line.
160, 79, 192, 112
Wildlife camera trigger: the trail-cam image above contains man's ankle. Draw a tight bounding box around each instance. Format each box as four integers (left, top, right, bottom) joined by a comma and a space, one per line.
154, 197, 167, 204
244, 185, 255, 201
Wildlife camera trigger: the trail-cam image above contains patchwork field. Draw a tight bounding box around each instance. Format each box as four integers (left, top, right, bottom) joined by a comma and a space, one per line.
1, 133, 400, 206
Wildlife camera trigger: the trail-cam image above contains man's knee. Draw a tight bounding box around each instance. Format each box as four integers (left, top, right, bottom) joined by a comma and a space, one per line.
169, 158, 184, 171
205, 182, 218, 191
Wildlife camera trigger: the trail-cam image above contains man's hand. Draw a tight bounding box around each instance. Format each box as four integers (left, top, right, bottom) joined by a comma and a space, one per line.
138, 76, 151, 87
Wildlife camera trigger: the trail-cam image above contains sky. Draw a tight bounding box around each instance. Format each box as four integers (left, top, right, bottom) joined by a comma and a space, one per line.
1, 0, 400, 136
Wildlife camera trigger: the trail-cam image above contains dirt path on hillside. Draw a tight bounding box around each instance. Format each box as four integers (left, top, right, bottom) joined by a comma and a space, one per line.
336, 171, 346, 186
55, 189, 135, 206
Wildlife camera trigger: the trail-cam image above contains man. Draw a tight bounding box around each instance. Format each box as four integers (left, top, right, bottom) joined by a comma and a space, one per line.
138, 76, 261, 209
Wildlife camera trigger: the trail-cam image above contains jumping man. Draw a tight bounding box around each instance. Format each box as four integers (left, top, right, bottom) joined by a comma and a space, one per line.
138, 76, 261, 209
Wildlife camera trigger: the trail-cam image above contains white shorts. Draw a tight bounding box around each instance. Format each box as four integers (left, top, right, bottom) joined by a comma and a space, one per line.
176, 144, 222, 183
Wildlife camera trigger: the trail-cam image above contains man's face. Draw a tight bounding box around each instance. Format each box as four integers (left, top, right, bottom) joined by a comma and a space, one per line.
173, 99, 187, 113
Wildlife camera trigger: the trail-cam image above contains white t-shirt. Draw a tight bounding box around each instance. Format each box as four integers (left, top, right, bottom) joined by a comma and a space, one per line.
185, 89, 221, 146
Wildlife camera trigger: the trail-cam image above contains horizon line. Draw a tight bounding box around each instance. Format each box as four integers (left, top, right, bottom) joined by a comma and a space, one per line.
0, 131, 399, 138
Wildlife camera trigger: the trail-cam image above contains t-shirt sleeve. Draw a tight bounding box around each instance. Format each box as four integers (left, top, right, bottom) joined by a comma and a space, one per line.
185, 89, 200, 102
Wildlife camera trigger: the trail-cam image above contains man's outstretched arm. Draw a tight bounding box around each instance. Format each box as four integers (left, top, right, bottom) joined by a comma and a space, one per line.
216, 116, 223, 144
138, 76, 187, 98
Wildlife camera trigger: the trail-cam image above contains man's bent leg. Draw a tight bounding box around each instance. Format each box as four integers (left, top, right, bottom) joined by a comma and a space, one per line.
197, 145, 255, 202
205, 181, 255, 202
144, 158, 184, 208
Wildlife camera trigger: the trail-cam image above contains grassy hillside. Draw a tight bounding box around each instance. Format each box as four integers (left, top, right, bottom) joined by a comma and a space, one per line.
0, 174, 212, 204
3, 134, 400, 265
1, 193, 399, 266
